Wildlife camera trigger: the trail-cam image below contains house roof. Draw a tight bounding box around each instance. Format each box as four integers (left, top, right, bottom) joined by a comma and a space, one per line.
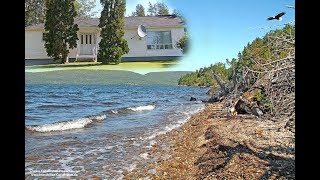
25, 15, 184, 30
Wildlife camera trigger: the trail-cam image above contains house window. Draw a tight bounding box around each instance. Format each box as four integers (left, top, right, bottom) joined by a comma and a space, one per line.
80, 34, 94, 44
147, 31, 173, 50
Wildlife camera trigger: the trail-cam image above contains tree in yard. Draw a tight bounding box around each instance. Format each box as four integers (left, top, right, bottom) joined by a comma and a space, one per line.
131, 4, 145, 16
98, 0, 129, 64
156, 2, 169, 15
173, 9, 186, 24
44, 0, 79, 63
25, 0, 96, 26
147, 1, 170, 16
74, 0, 97, 19
147, 2, 156, 16
25, 0, 46, 26
176, 32, 189, 54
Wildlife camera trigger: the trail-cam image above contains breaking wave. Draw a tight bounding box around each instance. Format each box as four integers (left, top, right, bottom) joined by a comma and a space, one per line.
25, 114, 106, 132
105, 105, 156, 115
127, 105, 155, 111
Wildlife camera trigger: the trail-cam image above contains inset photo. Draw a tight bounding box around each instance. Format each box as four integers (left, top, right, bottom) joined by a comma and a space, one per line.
25, 1, 188, 74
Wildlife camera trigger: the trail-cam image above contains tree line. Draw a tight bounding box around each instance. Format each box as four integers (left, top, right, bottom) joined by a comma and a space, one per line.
178, 25, 295, 88
25, 0, 97, 27
131, 1, 168, 16
130, 1, 186, 23
25, 1, 182, 26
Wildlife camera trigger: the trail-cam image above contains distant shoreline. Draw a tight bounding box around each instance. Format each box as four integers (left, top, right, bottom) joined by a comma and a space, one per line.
25, 70, 191, 86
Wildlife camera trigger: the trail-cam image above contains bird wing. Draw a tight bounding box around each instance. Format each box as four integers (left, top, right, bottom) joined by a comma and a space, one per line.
267, 17, 275, 20
275, 12, 286, 19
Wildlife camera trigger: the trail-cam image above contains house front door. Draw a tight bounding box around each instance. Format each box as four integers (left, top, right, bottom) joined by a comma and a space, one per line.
80, 34, 95, 55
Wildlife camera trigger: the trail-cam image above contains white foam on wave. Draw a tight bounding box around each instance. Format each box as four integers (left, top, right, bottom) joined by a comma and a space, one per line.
145, 123, 183, 140
26, 118, 93, 132
127, 105, 155, 111
111, 110, 118, 114
144, 104, 205, 140
91, 114, 106, 121
26, 114, 107, 132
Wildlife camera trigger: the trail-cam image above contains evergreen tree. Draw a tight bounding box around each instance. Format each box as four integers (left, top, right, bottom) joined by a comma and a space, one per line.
147, 1, 169, 16
178, 25, 295, 87
156, 2, 169, 15
44, 0, 79, 63
131, 4, 145, 16
147, 2, 156, 16
98, 0, 129, 64
25, 0, 46, 26
25, 0, 96, 26
176, 32, 189, 54
74, 0, 97, 19
173, 9, 186, 24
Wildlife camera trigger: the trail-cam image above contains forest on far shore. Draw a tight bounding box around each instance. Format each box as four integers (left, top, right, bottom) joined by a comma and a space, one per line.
178, 25, 295, 88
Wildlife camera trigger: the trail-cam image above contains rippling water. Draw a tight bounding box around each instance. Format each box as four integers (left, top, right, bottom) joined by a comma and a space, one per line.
25, 84, 209, 179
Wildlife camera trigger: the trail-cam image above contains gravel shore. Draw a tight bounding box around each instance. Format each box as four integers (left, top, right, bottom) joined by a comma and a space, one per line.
124, 102, 295, 179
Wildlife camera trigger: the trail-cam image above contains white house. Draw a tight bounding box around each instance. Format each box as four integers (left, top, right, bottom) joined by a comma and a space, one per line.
25, 15, 185, 65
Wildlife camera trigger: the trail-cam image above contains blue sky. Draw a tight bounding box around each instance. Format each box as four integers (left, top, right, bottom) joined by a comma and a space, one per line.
92, 0, 295, 72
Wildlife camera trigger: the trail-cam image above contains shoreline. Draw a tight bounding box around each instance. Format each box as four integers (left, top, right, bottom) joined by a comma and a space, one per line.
124, 102, 295, 179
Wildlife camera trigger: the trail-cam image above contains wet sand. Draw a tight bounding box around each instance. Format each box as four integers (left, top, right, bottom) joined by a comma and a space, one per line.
124, 102, 295, 179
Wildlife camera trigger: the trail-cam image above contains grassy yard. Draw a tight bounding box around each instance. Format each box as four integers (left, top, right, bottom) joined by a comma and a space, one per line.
25, 61, 180, 74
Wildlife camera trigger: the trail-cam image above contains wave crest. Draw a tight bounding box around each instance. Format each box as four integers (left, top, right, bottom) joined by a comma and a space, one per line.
26, 114, 106, 132
127, 105, 155, 111
86, 114, 106, 121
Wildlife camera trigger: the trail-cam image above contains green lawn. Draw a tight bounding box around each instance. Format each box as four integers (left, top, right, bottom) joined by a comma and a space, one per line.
25, 61, 180, 74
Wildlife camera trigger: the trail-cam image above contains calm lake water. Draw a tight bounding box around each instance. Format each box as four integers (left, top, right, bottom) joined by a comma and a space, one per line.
25, 84, 209, 179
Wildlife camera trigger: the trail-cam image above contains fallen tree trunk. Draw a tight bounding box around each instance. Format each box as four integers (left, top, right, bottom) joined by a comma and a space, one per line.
211, 70, 228, 94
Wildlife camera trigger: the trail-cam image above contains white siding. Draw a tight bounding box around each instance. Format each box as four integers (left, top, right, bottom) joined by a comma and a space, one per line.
25, 27, 185, 59
122, 27, 185, 57
25, 31, 78, 59
25, 31, 48, 59
122, 29, 148, 57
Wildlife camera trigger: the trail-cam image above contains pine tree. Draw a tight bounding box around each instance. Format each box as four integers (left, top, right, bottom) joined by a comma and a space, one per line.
147, 2, 156, 16
25, 0, 46, 26
98, 0, 129, 64
74, 0, 97, 19
131, 4, 145, 16
44, 0, 79, 63
147, 1, 169, 16
156, 2, 169, 15
173, 9, 186, 24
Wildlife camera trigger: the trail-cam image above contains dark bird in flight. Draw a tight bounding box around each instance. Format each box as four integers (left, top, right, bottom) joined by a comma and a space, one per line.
267, 12, 286, 21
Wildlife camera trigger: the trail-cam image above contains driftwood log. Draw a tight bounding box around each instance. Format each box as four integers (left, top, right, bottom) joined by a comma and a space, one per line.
207, 29, 295, 132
